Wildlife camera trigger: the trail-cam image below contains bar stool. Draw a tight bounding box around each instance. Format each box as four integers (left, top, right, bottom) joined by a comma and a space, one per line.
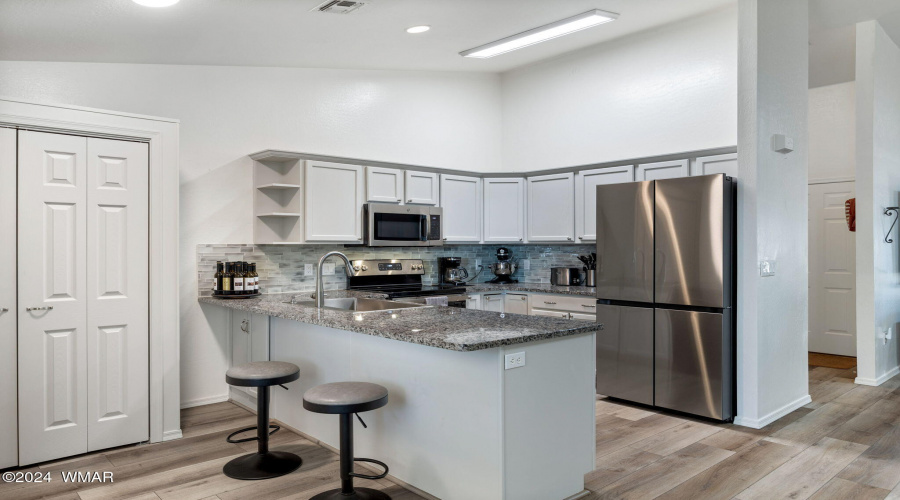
223, 361, 303, 480
303, 381, 391, 500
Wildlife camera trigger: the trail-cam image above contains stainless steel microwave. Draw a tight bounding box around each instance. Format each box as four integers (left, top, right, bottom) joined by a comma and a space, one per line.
363, 203, 443, 247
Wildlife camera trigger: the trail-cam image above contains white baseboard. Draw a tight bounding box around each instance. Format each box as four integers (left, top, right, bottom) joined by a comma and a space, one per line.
162, 429, 183, 441
733, 394, 812, 429
855, 365, 900, 386
180, 394, 229, 409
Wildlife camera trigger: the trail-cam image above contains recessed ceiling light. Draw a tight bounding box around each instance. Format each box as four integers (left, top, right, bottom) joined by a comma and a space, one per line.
406, 25, 431, 34
460, 9, 618, 58
132, 0, 180, 7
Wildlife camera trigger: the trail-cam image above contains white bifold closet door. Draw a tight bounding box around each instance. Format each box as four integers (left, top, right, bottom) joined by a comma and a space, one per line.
17, 130, 149, 465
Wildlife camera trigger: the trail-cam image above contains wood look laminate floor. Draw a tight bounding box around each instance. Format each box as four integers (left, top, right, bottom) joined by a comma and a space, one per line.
3, 364, 900, 500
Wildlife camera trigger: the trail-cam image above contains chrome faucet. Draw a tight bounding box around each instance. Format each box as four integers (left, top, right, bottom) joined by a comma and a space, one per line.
315, 251, 354, 308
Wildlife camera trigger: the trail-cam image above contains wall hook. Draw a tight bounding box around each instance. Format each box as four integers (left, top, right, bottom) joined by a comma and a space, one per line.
885, 207, 900, 243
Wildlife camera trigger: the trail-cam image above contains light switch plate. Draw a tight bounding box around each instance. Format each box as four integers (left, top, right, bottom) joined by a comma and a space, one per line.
505, 352, 526, 370
323, 263, 335, 275
521, 259, 530, 270
304, 264, 313, 276
760, 260, 776, 277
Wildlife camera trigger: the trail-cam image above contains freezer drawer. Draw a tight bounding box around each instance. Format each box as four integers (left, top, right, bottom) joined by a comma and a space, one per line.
654, 175, 733, 308
595, 181, 654, 303
654, 308, 732, 420
595, 304, 654, 405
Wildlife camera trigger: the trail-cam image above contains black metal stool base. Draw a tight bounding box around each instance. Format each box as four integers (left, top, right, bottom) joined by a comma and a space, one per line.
309, 487, 392, 500
222, 451, 302, 480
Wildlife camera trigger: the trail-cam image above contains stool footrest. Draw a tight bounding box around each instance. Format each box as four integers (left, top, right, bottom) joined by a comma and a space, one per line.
226, 424, 280, 444
350, 457, 389, 480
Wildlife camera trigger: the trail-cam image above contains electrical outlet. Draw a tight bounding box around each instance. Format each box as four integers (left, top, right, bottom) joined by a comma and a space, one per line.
323, 263, 335, 275
759, 260, 776, 277
880, 327, 893, 345
522, 259, 530, 270
504, 352, 526, 370
304, 264, 313, 276
475, 258, 482, 269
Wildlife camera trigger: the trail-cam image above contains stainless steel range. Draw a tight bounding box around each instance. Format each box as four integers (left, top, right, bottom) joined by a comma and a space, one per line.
346, 259, 469, 308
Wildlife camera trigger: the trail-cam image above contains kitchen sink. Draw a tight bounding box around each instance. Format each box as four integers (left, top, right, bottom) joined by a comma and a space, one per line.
287, 297, 430, 313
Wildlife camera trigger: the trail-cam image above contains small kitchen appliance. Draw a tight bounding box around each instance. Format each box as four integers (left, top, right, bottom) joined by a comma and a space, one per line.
488, 247, 518, 284
438, 257, 469, 285
550, 267, 583, 286
346, 259, 468, 308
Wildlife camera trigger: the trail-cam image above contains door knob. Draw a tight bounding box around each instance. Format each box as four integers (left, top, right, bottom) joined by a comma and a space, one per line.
26, 306, 53, 312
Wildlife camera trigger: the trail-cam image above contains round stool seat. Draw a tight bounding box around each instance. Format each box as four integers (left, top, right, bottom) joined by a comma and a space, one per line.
303, 382, 388, 414
226, 361, 299, 387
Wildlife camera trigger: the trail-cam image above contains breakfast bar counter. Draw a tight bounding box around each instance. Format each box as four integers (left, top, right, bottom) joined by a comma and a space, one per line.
202, 293, 597, 500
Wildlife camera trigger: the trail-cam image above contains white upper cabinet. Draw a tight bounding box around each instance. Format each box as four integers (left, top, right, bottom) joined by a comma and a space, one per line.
365, 166, 404, 204
636, 159, 689, 180
440, 174, 482, 242
405, 170, 439, 205
305, 161, 364, 242
692, 153, 738, 178
483, 178, 526, 243
575, 165, 635, 242
527, 173, 575, 242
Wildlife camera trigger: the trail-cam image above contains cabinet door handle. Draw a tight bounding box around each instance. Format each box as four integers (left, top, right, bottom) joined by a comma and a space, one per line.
521, 296, 527, 300
26, 306, 53, 312
0, 308, 7, 313
581, 304, 596, 308
407, 199, 413, 203
519, 238, 523, 242
240, 319, 250, 333
567, 237, 572, 241
578, 236, 584, 240
544, 301, 557, 305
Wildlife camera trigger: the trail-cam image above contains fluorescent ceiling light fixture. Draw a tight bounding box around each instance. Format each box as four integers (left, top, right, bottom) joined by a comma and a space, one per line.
460, 9, 618, 58
406, 25, 431, 34
133, 0, 180, 6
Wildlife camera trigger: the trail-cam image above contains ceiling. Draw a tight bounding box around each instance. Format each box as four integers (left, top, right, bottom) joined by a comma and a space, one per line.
0, 0, 733, 73
808, 0, 900, 88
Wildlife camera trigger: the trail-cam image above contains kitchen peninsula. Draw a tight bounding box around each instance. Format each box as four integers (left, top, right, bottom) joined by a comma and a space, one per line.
201, 292, 597, 500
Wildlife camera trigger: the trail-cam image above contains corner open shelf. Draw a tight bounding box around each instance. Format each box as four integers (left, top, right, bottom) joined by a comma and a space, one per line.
253, 158, 303, 244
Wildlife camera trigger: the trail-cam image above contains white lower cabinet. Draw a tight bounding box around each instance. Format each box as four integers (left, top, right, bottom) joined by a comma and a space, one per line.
482, 293, 504, 312
465, 293, 482, 310
231, 311, 270, 401
529, 294, 597, 321
531, 308, 571, 319
504, 293, 529, 315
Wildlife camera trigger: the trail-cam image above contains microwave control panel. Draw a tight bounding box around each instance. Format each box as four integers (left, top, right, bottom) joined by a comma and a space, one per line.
428, 215, 441, 241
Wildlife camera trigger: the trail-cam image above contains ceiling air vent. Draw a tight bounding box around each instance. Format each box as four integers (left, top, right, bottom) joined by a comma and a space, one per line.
313, 0, 368, 14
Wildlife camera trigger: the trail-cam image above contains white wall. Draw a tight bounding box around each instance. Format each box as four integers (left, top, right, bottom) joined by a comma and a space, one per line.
0, 61, 502, 407
854, 21, 900, 385
500, 5, 737, 172
735, 0, 810, 428
809, 82, 856, 182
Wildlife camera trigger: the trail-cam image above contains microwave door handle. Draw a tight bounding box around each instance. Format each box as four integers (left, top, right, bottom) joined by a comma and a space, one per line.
420, 214, 429, 241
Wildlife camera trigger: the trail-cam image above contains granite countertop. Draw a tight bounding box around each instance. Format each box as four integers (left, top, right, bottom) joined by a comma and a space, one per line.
199, 292, 599, 352
464, 283, 597, 297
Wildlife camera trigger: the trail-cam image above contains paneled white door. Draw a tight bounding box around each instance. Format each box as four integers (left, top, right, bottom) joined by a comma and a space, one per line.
404, 170, 439, 205
483, 178, 526, 243
18, 131, 90, 465
0, 128, 17, 469
365, 166, 403, 204
305, 161, 364, 242
18, 131, 149, 465
808, 182, 856, 356
86, 138, 149, 451
527, 173, 575, 242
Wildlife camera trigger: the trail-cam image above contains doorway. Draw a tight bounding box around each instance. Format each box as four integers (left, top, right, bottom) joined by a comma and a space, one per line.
808, 181, 857, 362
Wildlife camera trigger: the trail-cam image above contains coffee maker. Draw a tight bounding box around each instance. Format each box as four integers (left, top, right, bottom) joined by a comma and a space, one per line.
438, 257, 469, 285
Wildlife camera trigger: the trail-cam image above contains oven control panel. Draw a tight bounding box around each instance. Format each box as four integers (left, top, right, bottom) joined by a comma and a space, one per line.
349, 259, 425, 276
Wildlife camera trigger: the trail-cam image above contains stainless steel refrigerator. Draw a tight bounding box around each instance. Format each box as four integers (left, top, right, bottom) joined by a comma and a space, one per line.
594, 174, 736, 421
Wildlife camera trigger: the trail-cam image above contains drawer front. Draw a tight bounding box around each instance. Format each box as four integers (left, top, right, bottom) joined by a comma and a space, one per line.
531, 308, 571, 319
531, 293, 596, 313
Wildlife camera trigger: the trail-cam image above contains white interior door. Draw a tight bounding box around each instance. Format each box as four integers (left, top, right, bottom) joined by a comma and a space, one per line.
808, 182, 856, 356
86, 137, 149, 451
0, 128, 17, 469
18, 131, 89, 465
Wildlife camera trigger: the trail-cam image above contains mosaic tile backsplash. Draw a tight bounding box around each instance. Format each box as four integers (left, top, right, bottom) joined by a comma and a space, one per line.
197, 243, 594, 296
